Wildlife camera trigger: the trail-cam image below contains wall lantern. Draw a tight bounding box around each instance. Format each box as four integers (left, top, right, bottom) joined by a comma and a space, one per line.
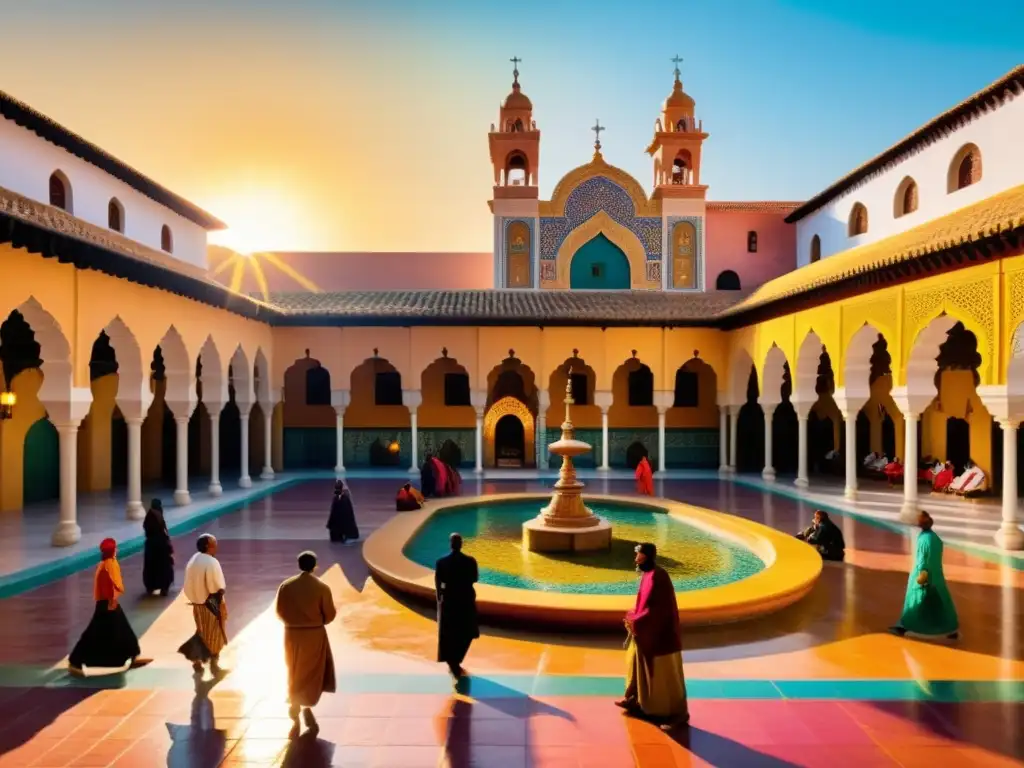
387, 440, 400, 455
0, 390, 15, 420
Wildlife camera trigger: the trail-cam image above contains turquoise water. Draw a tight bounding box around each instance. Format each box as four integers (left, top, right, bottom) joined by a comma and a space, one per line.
404, 499, 766, 595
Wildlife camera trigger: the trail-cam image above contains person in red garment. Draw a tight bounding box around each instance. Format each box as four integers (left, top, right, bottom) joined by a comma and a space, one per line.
635, 455, 654, 496
883, 456, 904, 486
933, 461, 955, 492
616, 543, 688, 730
396, 482, 424, 511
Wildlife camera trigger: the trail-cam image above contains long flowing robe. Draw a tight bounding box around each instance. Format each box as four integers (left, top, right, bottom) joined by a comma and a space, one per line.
142, 508, 174, 593
430, 458, 450, 497
420, 461, 437, 498
899, 529, 959, 636
70, 558, 141, 668
276, 572, 337, 708
179, 593, 228, 663
933, 465, 955, 492
624, 566, 688, 721
635, 457, 654, 496
444, 464, 462, 496
435, 551, 479, 667
396, 486, 423, 511
327, 491, 359, 542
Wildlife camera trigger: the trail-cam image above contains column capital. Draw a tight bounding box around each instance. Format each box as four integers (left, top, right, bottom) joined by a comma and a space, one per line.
165, 395, 197, 420
977, 385, 1024, 427
758, 398, 779, 415
789, 398, 815, 419
537, 389, 551, 410
729, 403, 742, 416
206, 401, 225, 419
889, 386, 932, 420
403, 388, 423, 413
653, 390, 674, 414
258, 387, 282, 411
832, 387, 868, 420
331, 389, 350, 415
470, 390, 488, 410
41, 387, 93, 428
115, 383, 154, 422
237, 404, 253, 419
594, 390, 613, 412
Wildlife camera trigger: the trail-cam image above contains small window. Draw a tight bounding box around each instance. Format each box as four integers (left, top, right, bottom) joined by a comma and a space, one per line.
108, 198, 124, 232
949, 143, 982, 193
591, 263, 604, 278
443, 372, 471, 406
747, 231, 758, 253
48, 172, 70, 211
305, 365, 331, 405
160, 225, 173, 253
375, 371, 403, 406
673, 370, 699, 408
848, 203, 868, 237
810, 234, 821, 263
715, 270, 741, 291
570, 372, 589, 406
627, 365, 654, 407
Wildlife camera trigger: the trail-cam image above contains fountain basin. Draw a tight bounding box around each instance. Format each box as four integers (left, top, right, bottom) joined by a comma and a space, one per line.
363, 493, 823, 628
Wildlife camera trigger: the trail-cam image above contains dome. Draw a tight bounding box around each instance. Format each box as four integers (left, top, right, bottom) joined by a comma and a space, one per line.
503, 83, 532, 111
664, 78, 694, 111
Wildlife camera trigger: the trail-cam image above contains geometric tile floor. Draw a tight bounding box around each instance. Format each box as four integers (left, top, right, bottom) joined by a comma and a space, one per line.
0, 479, 1022, 766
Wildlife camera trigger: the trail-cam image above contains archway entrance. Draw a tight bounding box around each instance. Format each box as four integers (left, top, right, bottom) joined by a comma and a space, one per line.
569, 234, 630, 289
495, 415, 526, 467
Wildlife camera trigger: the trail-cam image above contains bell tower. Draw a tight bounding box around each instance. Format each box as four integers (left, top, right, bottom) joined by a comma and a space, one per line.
489, 58, 541, 289
647, 57, 709, 292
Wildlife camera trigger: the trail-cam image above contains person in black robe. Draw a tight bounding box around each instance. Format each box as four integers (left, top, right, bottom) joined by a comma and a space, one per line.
795, 509, 846, 562
435, 533, 479, 680
326, 481, 359, 543
420, 453, 437, 498
143, 498, 175, 596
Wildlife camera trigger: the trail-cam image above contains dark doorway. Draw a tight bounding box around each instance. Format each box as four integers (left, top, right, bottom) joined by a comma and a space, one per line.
110, 412, 128, 487
772, 401, 799, 475
736, 366, 764, 473
439, 438, 463, 468
855, 411, 870, 465
495, 415, 525, 467
882, 411, 897, 458
626, 441, 650, 470
946, 418, 970, 474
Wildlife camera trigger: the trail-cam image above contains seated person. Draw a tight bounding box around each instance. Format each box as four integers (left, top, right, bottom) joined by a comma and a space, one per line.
932, 461, 955, 492
795, 509, 846, 562
882, 456, 904, 484
918, 458, 941, 482
951, 460, 987, 495
396, 482, 424, 511
863, 451, 879, 469
444, 462, 462, 496
867, 454, 889, 473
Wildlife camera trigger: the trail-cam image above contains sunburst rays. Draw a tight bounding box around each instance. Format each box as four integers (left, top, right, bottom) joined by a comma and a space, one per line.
207, 246, 321, 301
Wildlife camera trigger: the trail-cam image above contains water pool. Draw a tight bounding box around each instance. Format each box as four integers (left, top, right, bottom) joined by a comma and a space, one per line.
403, 499, 766, 595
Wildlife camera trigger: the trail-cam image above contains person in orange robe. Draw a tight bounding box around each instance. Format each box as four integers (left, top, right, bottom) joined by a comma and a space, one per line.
396, 483, 424, 511
635, 456, 654, 496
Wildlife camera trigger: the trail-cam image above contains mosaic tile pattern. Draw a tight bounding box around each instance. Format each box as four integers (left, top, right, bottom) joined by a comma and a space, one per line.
540, 177, 662, 260
667, 215, 705, 291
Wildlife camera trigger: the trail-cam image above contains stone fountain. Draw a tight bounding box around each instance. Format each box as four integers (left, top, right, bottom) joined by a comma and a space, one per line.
522, 372, 613, 552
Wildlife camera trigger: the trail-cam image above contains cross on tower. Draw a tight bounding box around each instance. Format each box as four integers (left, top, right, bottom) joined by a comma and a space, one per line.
671, 55, 683, 79
510, 56, 521, 83
592, 119, 605, 150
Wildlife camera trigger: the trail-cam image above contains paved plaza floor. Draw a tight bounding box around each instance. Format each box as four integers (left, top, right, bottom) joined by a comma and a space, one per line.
0, 477, 1021, 767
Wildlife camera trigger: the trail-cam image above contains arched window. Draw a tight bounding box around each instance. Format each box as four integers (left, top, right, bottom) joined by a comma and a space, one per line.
305, 365, 331, 405
443, 372, 471, 406
715, 270, 741, 291
627, 364, 654, 407
504, 151, 528, 186
894, 177, 918, 218
108, 198, 124, 232
948, 143, 982, 193
747, 231, 758, 253
48, 172, 70, 212
675, 118, 686, 132
160, 225, 173, 253
673, 368, 699, 407
848, 203, 868, 237
375, 370, 403, 406
512, 118, 524, 132
809, 234, 821, 263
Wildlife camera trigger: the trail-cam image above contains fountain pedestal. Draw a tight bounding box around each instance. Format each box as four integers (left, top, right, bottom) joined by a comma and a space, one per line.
523, 376, 612, 553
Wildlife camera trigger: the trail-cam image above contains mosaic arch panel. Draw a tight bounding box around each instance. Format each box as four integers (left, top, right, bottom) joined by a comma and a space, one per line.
483, 395, 535, 467
540, 176, 661, 261
501, 218, 535, 288
668, 216, 703, 290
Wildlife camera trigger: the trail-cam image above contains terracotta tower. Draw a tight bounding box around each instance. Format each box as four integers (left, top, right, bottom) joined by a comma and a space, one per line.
489, 58, 541, 289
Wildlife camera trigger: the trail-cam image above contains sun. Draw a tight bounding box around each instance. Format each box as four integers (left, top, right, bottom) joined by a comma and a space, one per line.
207, 187, 304, 255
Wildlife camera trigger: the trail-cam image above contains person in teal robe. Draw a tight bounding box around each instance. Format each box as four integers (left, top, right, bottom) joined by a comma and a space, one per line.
890, 511, 959, 639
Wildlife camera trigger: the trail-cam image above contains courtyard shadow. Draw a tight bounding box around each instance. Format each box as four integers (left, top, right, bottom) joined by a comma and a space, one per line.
279, 731, 335, 767
165, 674, 228, 767
0, 687, 100, 759
667, 727, 802, 767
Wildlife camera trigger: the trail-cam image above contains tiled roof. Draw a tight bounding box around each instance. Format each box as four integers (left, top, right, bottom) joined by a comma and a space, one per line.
706, 201, 802, 213
267, 289, 742, 326
0, 89, 225, 230
786, 65, 1024, 223
726, 182, 1024, 316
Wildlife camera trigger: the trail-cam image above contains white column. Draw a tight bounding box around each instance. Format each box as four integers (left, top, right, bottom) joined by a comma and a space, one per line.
761, 403, 776, 481
657, 407, 668, 473
718, 406, 728, 475
238, 407, 252, 488
404, 389, 422, 476
125, 417, 145, 519
52, 422, 83, 546
260, 407, 274, 480
793, 401, 813, 489
595, 391, 613, 472
331, 390, 350, 477
471, 390, 487, 475
834, 389, 867, 501
728, 404, 740, 472
997, 420, 1024, 550
174, 415, 191, 505
900, 413, 920, 522
536, 390, 550, 470
208, 408, 222, 497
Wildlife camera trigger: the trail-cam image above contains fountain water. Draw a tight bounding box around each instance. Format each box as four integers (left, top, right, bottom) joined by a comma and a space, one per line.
522, 371, 613, 552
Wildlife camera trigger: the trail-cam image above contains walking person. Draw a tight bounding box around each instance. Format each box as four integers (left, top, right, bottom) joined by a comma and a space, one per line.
635, 455, 654, 496
327, 481, 359, 543
142, 498, 175, 596
179, 534, 229, 676
276, 551, 337, 740
890, 511, 959, 640
68, 538, 151, 676
435, 533, 479, 681
616, 542, 689, 730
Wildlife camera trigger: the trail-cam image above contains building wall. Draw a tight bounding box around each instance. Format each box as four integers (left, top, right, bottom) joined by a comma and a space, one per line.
0, 119, 209, 270
795, 94, 1024, 266
705, 210, 796, 291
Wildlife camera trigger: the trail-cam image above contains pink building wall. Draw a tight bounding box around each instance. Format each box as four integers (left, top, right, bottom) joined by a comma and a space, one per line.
704, 208, 797, 292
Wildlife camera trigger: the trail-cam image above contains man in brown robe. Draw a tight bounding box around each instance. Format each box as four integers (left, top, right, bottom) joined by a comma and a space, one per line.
276, 551, 337, 739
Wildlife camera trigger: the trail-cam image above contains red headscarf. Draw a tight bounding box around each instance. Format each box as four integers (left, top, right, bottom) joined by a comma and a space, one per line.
99, 538, 117, 560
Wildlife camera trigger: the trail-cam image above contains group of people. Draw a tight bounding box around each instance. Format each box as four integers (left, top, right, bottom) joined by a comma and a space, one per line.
863, 452, 989, 496
420, 453, 462, 498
